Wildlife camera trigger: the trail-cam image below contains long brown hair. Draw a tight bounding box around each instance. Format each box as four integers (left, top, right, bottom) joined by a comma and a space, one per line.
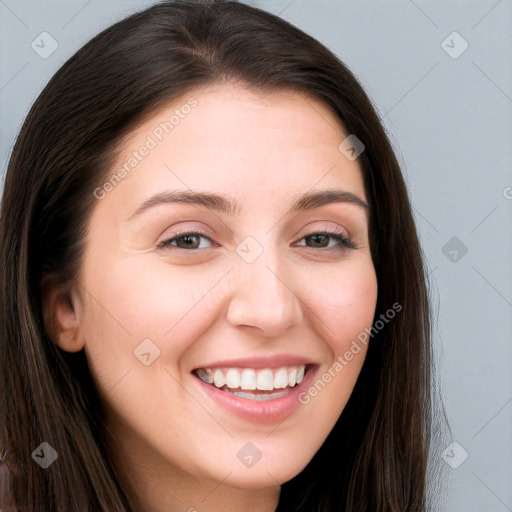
0, 1, 444, 510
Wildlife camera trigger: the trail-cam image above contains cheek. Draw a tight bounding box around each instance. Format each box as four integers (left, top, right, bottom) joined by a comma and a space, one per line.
79, 255, 226, 374
291, 258, 377, 443
302, 257, 378, 352
77, 256, 227, 444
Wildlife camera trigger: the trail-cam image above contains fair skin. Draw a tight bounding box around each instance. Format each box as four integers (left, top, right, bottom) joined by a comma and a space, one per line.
46, 83, 377, 512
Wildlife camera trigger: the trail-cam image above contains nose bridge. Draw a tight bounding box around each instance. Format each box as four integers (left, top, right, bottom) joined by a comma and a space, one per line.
226, 236, 303, 337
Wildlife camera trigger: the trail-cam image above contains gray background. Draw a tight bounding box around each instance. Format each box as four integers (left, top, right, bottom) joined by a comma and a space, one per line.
1, 1, 511, 510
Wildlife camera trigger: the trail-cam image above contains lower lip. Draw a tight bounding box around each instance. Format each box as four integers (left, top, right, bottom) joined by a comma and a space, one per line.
193, 366, 317, 424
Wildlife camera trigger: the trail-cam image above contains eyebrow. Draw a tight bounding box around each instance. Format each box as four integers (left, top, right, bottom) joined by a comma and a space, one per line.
129, 188, 370, 220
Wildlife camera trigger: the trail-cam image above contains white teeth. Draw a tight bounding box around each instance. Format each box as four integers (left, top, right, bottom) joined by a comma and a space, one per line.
213, 369, 225, 388
273, 367, 288, 389
225, 368, 240, 389
288, 368, 297, 387
197, 365, 307, 392
240, 369, 256, 390
256, 369, 274, 390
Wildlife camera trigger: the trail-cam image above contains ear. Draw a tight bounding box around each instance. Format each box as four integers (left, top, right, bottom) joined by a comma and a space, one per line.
41, 277, 85, 353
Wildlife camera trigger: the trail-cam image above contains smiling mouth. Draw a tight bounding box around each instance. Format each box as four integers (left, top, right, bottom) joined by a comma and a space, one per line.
192, 364, 310, 401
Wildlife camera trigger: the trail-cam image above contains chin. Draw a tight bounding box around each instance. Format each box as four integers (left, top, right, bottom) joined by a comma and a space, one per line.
206, 445, 314, 490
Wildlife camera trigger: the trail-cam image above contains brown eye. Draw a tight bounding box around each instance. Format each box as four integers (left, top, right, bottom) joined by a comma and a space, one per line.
298, 231, 357, 250
305, 233, 330, 248
158, 232, 214, 251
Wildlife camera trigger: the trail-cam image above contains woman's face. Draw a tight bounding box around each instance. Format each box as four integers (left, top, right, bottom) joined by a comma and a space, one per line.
56, 84, 377, 499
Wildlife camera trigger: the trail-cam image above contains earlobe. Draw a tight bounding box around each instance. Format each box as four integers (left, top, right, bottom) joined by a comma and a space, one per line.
41, 280, 85, 353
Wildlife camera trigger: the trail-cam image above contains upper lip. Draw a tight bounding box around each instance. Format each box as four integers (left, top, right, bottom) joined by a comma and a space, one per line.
192, 354, 317, 370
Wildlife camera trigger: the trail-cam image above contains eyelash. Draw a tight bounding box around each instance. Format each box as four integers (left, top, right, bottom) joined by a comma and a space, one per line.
157, 229, 358, 252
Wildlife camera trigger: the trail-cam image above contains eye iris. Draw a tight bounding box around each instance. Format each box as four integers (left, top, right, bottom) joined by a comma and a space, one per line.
178, 234, 200, 249
308, 234, 329, 248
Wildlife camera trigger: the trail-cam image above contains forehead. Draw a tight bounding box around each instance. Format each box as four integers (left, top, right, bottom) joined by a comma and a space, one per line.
94, 83, 367, 222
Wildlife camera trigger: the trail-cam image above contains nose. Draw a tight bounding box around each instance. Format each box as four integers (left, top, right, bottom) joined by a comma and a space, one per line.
225, 250, 304, 338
